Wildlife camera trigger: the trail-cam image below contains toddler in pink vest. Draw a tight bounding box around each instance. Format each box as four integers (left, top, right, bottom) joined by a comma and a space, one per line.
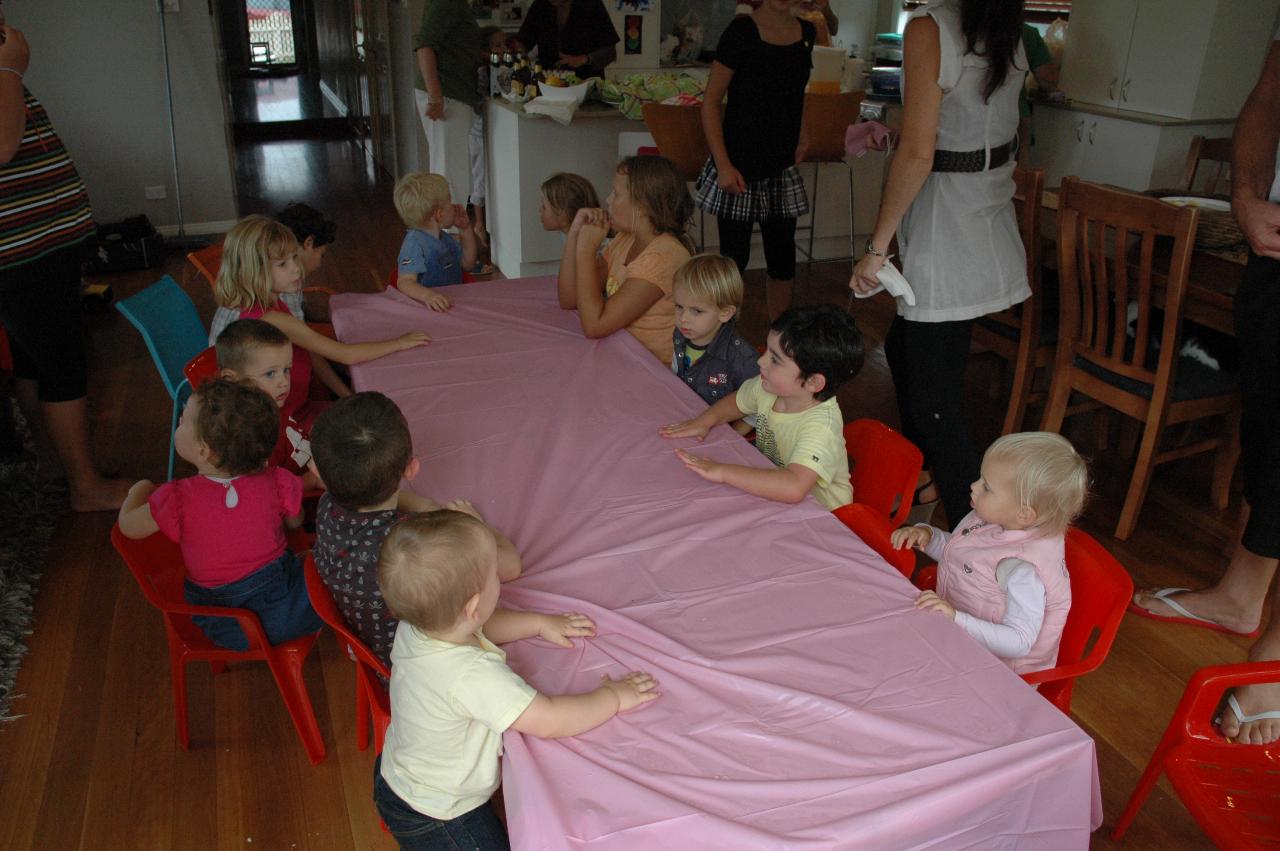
891, 432, 1089, 674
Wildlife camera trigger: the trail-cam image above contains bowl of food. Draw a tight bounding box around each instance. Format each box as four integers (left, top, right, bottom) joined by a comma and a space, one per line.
538, 73, 592, 105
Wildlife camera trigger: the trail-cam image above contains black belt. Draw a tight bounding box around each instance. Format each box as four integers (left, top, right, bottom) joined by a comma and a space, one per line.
932, 137, 1018, 173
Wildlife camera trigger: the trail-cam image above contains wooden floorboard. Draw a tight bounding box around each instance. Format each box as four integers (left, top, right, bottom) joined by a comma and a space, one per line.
0, 134, 1263, 848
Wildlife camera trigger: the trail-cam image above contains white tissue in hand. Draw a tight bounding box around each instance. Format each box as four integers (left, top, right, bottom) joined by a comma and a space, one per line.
855, 263, 917, 307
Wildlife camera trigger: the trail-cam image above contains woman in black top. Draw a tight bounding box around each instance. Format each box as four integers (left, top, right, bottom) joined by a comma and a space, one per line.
514, 0, 619, 78
697, 0, 814, 319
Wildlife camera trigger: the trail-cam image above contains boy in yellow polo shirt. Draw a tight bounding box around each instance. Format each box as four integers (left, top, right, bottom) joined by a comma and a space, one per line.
660, 305, 863, 509
373, 511, 660, 847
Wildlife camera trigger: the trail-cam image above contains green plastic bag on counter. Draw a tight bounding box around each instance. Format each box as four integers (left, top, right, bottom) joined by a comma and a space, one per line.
598, 73, 706, 120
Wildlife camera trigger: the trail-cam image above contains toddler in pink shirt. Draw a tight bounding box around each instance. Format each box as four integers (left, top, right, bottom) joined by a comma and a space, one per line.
117, 378, 322, 650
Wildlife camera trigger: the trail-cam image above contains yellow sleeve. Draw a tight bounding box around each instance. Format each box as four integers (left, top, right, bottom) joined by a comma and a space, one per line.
735, 375, 764, 416
784, 414, 844, 486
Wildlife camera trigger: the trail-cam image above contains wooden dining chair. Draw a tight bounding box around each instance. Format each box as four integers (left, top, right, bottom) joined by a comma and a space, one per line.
972, 166, 1051, 434
640, 103, 710, 251
1040, 178, 1240, 540
1180, 135, 1232, 196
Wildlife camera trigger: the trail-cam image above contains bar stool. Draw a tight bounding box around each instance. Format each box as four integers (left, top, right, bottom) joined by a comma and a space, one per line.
795, 91, 865, 265
640, 102, 710, 251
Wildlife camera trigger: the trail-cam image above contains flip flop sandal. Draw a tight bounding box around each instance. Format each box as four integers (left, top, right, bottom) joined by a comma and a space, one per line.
1127, 587, 1262, 637
1219, 694, 1280, 740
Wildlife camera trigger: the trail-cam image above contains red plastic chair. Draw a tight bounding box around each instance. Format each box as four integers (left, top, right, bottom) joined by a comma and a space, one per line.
303, 554, 391, 753
832, 502, 916, 579
913, 527, 1132, 715
1112, 661, 1280, 847
183, 346, 219, 389
844, 419, 924, 530
110, 524, 326, 764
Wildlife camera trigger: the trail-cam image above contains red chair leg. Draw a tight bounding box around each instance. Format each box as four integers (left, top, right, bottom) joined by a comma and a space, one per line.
265, 642, 327, 765
169, 634, 191, 751
1111, 740, 1176, 840
355, 672, 371, 752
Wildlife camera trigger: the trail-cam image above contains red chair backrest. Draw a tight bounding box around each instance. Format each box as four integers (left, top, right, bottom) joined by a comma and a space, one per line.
187, 243, 224, 290
184, 346, 219, 389
832, 502, 915, 579
303, 553, 391, 681
1056, 527, 1133, 671
845, 419, 924, 528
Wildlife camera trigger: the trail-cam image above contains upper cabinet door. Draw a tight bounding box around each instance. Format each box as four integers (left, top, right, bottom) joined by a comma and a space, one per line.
1119, 0, 1213, 119
1059, 0, 1140, 108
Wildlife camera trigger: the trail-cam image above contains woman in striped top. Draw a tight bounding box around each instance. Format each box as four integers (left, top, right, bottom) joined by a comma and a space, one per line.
0, 24, 129, 511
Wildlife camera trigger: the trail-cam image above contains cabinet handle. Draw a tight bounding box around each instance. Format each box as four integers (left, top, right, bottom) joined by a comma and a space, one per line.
1121, 79, 1131, 102
1108, 77, 1117, 101
1088, 122, 1097, 144
1075, 120, 1084, 142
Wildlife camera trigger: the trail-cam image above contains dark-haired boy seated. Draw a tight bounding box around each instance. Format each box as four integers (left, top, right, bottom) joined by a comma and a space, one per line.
660, 305, 864, 510
309, 391, 521, 668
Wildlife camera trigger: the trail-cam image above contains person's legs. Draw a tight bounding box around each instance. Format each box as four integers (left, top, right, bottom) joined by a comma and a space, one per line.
373, 755, 510, 850
1133, 250, 1280, 743
0, 249, 128, 510
759, 217, 797, 320
715, 215, 753, 277
469, 111, 490, 254
884, 316, 980, 528
416, 91, 474, 208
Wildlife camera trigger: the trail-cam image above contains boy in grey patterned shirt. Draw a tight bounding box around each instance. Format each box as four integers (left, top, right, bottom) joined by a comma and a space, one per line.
310, 392, 521, 666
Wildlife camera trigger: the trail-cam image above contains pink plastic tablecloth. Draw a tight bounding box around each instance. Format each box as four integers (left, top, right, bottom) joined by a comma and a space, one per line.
333, 279, 1103, 850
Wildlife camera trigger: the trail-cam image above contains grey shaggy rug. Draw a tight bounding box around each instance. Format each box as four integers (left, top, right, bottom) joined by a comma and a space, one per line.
0, 449, 65, 721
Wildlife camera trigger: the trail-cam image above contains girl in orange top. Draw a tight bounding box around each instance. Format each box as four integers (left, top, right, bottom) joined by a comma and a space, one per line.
557, 156, 693, 363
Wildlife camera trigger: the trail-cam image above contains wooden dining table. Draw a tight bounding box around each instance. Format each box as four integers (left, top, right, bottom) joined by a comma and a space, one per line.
332, 278, 1103, 850
1041, 187, 1243, 336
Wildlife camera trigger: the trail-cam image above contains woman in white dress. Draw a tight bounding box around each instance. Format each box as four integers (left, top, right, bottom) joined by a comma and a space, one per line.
849, 0, 1029, 527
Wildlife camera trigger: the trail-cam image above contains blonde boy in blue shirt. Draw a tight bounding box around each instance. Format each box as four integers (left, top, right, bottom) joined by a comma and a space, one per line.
393, 172, 478, 313
661, 305, 864, 509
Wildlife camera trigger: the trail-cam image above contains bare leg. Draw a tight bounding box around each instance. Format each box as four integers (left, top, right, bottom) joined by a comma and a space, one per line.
765, 276, 793, 322
1132, 509, 1277, 635
1220, 595, 1280, 744
28, 388, 130, 511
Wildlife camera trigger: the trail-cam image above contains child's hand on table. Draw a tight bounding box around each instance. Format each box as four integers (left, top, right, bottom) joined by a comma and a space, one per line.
674, 448, 727, 483
413, 288, 454, 313
443, 498, 483, 521
891, 524, 932, 550
602, 672, 661, 712
394, 330, 434, 349
915, 591, 956, 620
659, 417, 711, 440
538, 612, 597, 647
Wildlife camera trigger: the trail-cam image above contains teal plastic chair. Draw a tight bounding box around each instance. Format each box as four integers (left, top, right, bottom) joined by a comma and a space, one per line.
115, 276, 208, 480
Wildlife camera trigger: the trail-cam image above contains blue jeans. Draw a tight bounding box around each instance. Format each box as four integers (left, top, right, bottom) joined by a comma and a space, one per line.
373, 755, 510, 851
183, 550, 322, 651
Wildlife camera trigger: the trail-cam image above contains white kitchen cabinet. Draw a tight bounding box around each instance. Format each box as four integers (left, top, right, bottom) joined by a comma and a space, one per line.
1029, 104, 1231, 192
1055, 0, 1138, 110
1060, 0, 1280, 121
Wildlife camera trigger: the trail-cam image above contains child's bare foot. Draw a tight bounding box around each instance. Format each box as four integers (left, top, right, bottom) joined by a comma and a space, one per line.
69, 475, 132, 512
1131, 587, 1263, 636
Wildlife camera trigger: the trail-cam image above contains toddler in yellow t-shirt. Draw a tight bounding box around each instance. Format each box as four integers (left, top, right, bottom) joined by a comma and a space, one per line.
373, 511, 660, 847
660, 305, 863, 509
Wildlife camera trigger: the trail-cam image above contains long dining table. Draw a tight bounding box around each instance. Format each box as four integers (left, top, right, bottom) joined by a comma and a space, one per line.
332, 278, 1103, 850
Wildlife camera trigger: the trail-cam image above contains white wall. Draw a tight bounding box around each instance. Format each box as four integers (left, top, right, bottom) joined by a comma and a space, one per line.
7, 0, 238, 232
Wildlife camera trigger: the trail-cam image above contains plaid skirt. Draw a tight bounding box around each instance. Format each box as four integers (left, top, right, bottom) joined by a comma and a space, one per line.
694, 159, 810, 222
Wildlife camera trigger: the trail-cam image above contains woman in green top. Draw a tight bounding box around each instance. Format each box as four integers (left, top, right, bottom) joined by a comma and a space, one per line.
414, 0, 482, 215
